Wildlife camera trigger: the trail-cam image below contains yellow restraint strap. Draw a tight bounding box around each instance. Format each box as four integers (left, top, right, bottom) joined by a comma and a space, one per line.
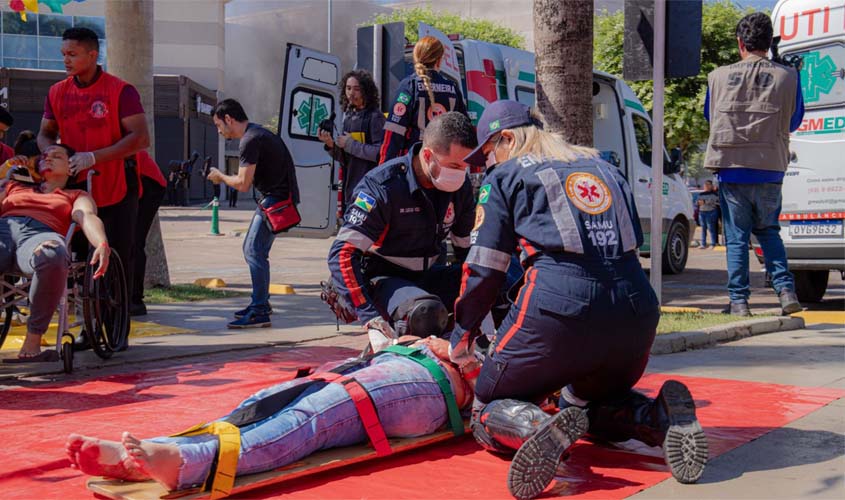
171, 422, 241, 499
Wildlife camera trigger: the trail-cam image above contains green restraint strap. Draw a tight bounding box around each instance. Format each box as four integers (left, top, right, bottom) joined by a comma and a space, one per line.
382, 345, 465, 436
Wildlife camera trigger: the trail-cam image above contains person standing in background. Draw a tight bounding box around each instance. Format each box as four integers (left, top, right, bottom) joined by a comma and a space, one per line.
703, 13, 804, 317
318, 70, 385, 213
38, 27, 150, 350
697, 180, 720, 249
379, 36, 467, 164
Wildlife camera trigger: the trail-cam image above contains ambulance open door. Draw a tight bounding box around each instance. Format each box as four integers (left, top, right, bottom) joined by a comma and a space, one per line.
278, 43, 342, 238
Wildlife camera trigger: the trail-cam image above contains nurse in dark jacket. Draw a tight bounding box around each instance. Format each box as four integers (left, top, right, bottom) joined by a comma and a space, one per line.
379, 36, 467, 164
447, 101, 708, 499
319, 70, 385, 212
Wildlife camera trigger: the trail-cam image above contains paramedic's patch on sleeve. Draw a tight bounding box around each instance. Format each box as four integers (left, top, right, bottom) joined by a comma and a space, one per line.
397, 92, 411, 105
346, 207, 368, 225
354, 192, 377, 212
393, 102, 407, 116
473, 205, 485, 231
478, 184, 491, 204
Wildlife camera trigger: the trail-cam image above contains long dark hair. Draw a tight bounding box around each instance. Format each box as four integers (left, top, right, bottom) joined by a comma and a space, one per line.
340, 70, 380, 113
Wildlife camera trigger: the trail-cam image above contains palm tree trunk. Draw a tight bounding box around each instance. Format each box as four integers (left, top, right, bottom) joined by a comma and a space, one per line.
533, 0, 594, 147
105, 0, 170, 288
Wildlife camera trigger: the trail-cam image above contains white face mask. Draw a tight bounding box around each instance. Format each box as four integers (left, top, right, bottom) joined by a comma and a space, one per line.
485, 136, 504, 169
428, 155, 467, 192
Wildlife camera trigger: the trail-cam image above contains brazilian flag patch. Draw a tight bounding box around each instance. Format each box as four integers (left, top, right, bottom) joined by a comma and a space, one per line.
397, 92, 411, 105
478, 184, 491, 204
489, 119, 501, 131
354, 192, 377, 212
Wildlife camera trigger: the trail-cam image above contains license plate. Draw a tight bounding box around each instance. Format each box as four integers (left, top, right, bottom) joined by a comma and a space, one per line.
788, 220, 844, 238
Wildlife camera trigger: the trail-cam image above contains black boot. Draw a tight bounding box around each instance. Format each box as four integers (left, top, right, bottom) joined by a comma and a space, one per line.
585, 380, 708, 484
473, 400, 588, 500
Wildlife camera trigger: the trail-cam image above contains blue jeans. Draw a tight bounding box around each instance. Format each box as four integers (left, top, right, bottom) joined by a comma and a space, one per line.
149, 350, 451, 490
243, 209, 276, 312
0, 217, 70, 335
699, 210, 719, 247
719, 182, 793, 301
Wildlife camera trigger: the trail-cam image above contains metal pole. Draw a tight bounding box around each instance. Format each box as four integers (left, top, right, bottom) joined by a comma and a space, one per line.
650, 0, 666, 303
373, 24, 383, 97
327, 0, 332, 52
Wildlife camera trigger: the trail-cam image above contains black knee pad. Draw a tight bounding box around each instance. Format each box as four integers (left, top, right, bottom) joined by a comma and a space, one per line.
472, 399, 551, 454
392, 295, 448, 337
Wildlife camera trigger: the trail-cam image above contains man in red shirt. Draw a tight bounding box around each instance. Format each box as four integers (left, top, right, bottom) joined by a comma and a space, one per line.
37, 27, 149, 349
0, 107, 16, 164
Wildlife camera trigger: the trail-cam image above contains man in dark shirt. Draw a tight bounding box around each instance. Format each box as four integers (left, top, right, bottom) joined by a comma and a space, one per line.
207, 98, 299, 328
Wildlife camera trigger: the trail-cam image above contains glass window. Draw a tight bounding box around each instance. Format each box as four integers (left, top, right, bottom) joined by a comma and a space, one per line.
632, 114, 652, 166
38, 36, 63, 61
289, 88, 334, 140
3, 34, 37, 59
73, 16, 106, 39
4, 57, 37, 68
790, 43, 845, 108
515, 87, 535, 107
2, 12, 37, 35
38, 59, 64, 70
38, 14, 73, 38
98, 39, 107, 66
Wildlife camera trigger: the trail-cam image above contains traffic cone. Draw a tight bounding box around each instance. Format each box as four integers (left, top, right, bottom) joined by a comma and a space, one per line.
210, 196, 221, 235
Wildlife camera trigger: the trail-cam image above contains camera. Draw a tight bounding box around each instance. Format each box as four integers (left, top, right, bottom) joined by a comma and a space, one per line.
771, 36, 803, 70
318, 111, 337, 135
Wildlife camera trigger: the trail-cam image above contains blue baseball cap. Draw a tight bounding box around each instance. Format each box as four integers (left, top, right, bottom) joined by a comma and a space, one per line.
464, 100, 537, 165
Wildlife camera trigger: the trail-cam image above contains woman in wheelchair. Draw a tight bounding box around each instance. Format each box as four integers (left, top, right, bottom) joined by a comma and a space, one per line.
0, 144, 110, 362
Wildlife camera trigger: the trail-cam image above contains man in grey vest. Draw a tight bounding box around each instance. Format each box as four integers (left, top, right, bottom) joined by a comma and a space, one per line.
703, 12, 804, 317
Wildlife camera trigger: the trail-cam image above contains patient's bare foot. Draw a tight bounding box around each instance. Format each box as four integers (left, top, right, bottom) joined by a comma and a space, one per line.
122, 432, 182, 491
65, 433, 149, 482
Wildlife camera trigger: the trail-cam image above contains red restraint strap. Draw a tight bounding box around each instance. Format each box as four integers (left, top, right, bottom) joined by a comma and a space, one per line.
309, 372, 392, 456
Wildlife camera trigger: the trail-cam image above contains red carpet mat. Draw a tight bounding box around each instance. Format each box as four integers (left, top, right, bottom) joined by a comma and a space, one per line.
0, 347, 841, 500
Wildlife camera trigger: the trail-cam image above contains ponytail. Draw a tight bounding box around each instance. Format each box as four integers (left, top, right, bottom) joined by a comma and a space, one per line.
413, 36, 445, 109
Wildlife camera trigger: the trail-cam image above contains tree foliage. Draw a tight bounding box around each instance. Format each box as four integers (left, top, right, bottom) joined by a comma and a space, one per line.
366, 6, 524, 49
594, 1, 754, 160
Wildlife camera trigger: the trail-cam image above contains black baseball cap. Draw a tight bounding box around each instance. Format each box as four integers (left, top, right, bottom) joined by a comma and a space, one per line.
464, 100, 538, 165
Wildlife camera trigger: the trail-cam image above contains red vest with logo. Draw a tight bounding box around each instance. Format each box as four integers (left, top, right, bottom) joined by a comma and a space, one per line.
48, 72, 132, 207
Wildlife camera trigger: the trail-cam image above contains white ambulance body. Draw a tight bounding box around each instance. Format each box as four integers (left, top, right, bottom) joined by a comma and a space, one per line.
769, 0, 845, 301
280, 23, 694, 273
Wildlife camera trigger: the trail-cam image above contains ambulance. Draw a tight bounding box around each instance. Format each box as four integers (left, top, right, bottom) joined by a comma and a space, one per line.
766, 0, 845, 301
279, 23, 694, 274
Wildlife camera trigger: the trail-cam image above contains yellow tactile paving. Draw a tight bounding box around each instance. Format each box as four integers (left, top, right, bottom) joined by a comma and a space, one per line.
269, 284, 296, 295
791, 310, 845, 326
1, 318, 194, 351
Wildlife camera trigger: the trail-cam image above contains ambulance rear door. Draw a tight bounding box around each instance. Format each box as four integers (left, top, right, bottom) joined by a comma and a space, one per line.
278, 43, 341, 238
502, 47, 536, 107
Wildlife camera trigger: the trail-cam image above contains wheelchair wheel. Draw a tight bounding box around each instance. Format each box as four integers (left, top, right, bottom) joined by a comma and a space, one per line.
83, 250, 129, 359
0, 278, 14, 349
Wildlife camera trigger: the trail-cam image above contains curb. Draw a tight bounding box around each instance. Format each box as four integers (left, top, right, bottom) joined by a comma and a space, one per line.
651, 315, 806, 355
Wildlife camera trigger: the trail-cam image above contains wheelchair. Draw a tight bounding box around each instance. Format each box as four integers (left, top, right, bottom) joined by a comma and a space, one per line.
0, 173, 130, 373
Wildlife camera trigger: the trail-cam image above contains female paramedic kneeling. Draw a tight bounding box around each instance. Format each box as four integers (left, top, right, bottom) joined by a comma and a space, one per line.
448, 101, 708, 500
66, 337, 478, 494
